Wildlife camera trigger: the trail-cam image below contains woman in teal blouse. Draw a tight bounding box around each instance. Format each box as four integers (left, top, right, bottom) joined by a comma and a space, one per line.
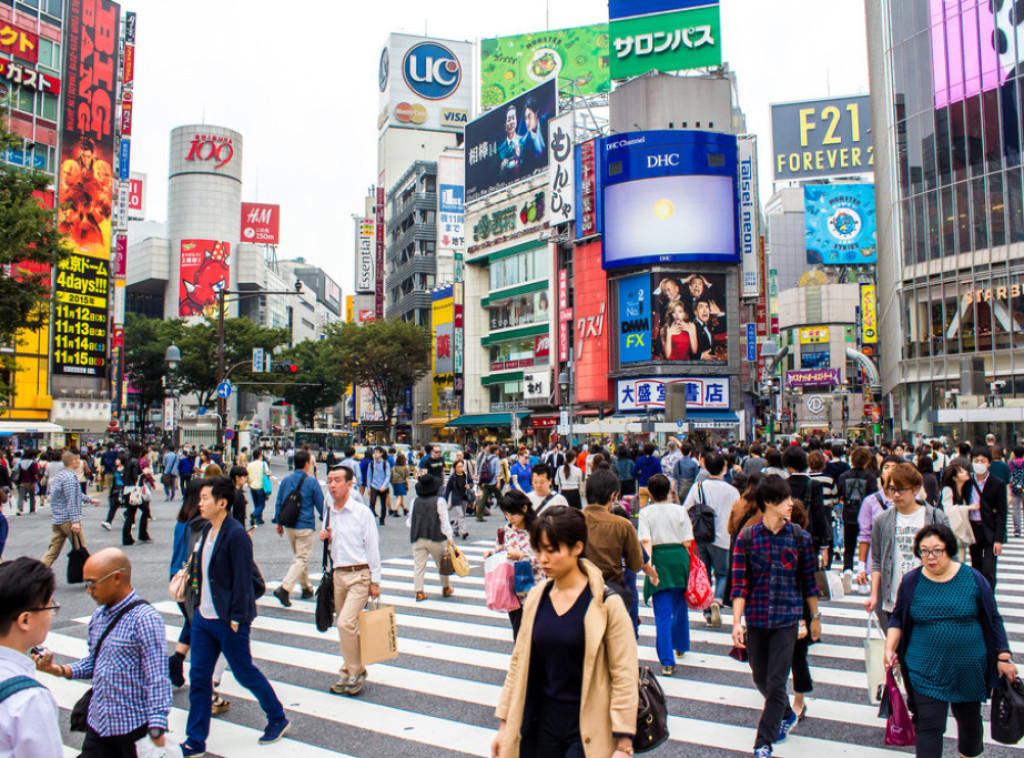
884, 524, 1017, 758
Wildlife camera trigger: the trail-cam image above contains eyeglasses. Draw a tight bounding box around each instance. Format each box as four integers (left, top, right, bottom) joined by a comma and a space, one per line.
919, 548, 947, 558
28, 600, 60, 617
885, 486, 916, 495
83, 568, 124, 591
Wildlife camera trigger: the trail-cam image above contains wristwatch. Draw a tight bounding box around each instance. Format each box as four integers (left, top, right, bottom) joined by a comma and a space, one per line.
810, 612, 823, 620
148, 727, 165, 740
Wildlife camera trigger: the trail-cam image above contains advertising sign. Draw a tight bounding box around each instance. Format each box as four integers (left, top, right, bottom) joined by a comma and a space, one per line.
127, 173, 145, 219
787, 368, 841, 388
480, 24, 611, 107
771, 96, 873, 181
805, 184, 877, 265
600, 130, 738, 268
0, 21, 39, 62
617, 271, 729, 365
59, 0, 120, 259
576, 139, 598, 237
355, 217, 375, 294
378, 34, 474, 133
861, 283, 878, 344
609, 2, 722, 80
178, 240, 229, 317
53, 253, 109, 376
437, 153, 465, 251
240, 202, 281, 245
464, 79, 556, 203
738, 135, 760, 297
375, 176, 385, 318
558, 269, 571, 321
800, 350, 830, 369
547, 112, 576, 226
746, 322, 756, 362
799, 326, 830, 344
0, 59, 60, 93
931, 0, 1001, 108
524, 371, 550, 400
574, 242, 609, 404
616, 376, 730, 412
535, 334, 550, 360
467, 185, 548, 256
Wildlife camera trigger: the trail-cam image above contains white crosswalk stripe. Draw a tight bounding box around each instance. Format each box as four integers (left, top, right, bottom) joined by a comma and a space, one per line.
45, 539, 1024, 757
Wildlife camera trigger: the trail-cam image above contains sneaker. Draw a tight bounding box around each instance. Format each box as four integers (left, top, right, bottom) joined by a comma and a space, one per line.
661, 665, 675, 676
273, 586, 292, 607
708, 602, 722, 628
753, 747, 772, 758
345, 672, 366, 696
842, 569, 853, 595
168, 654, 185, 688
181, 742, 206, 758
101, 521, 111, 530
300, 587, 315, 600
777, 709, 798, 743
259, 719, 291, 745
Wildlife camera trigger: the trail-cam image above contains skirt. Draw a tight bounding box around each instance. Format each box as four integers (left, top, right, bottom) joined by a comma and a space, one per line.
392, 483, 408, 496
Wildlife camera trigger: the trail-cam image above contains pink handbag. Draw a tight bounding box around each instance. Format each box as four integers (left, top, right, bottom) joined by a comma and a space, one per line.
484, 554, 521, 613
883, 668, 917, 747
684, 543, 714, 611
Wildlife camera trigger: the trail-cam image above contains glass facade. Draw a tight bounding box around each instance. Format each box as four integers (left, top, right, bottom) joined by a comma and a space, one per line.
488, 246, 548, 290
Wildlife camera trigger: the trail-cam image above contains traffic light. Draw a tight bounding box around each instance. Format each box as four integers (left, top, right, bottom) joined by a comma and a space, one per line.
273, 361, 299, 374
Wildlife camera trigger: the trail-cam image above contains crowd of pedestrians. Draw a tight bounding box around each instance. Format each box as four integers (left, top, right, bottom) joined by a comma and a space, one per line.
0, 433, 1021, 758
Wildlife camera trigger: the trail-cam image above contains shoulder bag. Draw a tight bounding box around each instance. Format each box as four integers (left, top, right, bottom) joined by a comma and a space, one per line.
262, 461, 273, 496
277, 473, 307, 527
688, 483, 716, 544
315, 509, 335, 632
67, 532, 90, 585
70, 599, 148, 732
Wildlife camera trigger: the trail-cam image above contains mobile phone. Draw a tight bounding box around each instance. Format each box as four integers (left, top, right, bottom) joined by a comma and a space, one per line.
30, 646, 48, 657
497, 528, 505, 546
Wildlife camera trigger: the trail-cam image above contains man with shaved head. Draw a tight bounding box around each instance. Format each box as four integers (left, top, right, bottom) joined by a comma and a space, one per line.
35, 548, 171, 756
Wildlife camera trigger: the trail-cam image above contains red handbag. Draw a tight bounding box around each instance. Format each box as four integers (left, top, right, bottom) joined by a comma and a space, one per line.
684, 543, 714, 611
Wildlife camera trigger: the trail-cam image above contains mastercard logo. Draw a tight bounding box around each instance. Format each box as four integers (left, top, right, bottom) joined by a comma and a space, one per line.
395, 102, 427, 124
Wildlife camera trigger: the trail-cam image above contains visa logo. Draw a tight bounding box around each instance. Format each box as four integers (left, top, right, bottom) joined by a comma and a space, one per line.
442, 108, 468, 125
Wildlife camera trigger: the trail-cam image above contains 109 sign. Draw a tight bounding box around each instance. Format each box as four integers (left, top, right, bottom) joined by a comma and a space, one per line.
186, 134, 234, 168
402, 41, 461, 100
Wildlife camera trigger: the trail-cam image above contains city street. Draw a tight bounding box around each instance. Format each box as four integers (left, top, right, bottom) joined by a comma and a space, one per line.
2, 457, 1023, 757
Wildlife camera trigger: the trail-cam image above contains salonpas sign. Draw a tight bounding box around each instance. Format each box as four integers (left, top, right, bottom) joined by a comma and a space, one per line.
609, 1, 722, 80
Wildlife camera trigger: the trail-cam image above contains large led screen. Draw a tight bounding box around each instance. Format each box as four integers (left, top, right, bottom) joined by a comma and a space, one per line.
804, 184, 877, 265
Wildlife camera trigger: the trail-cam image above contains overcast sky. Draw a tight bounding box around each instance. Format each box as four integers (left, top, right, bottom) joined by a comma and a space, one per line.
126, 0, 869, 293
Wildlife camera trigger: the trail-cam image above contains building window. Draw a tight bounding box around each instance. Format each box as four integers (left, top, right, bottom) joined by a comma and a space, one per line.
488, 291, 550, 330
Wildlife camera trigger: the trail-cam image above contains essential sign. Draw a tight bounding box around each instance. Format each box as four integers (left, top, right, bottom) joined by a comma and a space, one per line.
771, 95, 873, 181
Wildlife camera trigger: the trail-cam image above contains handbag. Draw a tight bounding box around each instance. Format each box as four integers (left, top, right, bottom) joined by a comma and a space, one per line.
864, 613, 887, 704
634, 665, 670, 753
513, 559, 535, 594
70, 599, 147, 731
262, 462, 273, 496
439, 550, 456, 576
684, 542, 713, 611
315, 510, 336, 632
992, 674, 1024, 744
67, 533, 89, 585
883, 667, 916, 747
448, 544, 471, 577
484, 552, 520, 612
169, 564, 190, 603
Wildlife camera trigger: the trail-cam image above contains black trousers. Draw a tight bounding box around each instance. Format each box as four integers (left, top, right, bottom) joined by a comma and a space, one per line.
508, 607, 523, 640
913, 691, 983, 758
80, 724, 147, 757
368, 487, 388, 524
525, 700, 584, 758
969, 522, 998, 589
842, 521, 860, 571
791, 634, 813, 694
122, 502, 151, 545
105, 487, 122, 523
746, 623, 798, 749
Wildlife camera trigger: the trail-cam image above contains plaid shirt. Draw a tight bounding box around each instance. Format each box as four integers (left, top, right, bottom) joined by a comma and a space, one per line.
48, 468, 84, 525
730, 520, 819, 629
68, 592, 171, 736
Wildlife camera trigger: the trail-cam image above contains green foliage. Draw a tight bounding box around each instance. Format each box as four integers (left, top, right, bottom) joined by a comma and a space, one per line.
123, 314, 185, 432
325, 318, 432, 439
275, 339, 350, 428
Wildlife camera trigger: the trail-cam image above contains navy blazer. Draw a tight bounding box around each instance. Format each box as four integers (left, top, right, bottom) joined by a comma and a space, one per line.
889, 564, 1011, 694
195, 516, 258, 625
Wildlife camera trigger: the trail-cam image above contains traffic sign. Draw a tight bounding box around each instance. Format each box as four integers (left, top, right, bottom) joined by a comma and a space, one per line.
253, 347, 265, 373
224, 429, 235, 440
217, 381, 232, 399
197, 406, 207, 416
677, 418, 684, 428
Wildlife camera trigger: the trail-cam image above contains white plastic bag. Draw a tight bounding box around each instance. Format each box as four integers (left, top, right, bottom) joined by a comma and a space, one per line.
135, 735, 184, 758
864, 613, 887, 705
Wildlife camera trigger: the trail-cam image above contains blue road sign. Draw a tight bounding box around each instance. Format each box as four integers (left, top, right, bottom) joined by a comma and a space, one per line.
224, 429, 235, 440
197, 406, 207, 416
677, 418, 684, 428
217, 382, 232, 399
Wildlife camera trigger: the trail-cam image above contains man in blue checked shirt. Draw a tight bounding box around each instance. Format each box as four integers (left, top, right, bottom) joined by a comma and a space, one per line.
730, 475, 821, 758
40, 450, 98, 567
35, 547, 172, 755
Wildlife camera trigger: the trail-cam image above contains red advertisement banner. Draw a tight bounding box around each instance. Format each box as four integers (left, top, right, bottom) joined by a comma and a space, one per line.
574, 241, 609, 403
120, 100, 132, 136
59, 0, 120, 259
128, 177, 143, 211
240, 202, 280, 244
114, 235, 126, 277
0, 21, 39, 63
179, 240, 229, 317
122, 44, 134, 85
0, 59, 60, 94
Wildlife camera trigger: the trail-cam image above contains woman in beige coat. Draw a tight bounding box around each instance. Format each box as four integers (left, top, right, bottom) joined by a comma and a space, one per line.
491, 505, 639, 758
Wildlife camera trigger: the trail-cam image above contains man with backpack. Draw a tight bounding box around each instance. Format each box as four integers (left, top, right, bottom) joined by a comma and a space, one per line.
782, 447, 832, 570
477, 445, 501, 521
272, 449, 325, 607
836, 447, 878, 577
682, 451, 735, 628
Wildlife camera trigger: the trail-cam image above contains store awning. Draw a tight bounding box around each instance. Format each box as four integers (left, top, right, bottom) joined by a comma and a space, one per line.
446, 412, 531, 428
0, 421, 64, 434
417, 416, 458, 426
686, 412, 740, 430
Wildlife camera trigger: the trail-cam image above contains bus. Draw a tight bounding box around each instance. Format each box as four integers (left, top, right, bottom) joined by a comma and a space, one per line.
292, 429, 354, 462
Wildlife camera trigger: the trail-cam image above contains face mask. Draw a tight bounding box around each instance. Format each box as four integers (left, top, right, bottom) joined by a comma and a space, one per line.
973, 462, 989, 477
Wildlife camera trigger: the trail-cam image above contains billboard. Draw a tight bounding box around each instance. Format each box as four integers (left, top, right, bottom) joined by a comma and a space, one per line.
548, 112, 576, 226
799, 326, 830, 344
480, 24, 610, 107
617, 271, 729, 365
609, 2, 722, 80
464, 79, 556, 203
466, 184, 548, 256
53, 253, 109, 376
378, 34, 474, 133
59, 0, 120, 259
861, 283, 878, 344
437, 152, 465, 253
804, 184, 877, 265
738, 135, 760, 297
600, 130, 738, 269
431, 288, 455, 416
771, 96, 872, 181
931, 0, 1002, 108
127, 173, 145, 220
0, 20, 39, 62
574, 241, 609, 404
800, 350, 830, 369
576, 138, 599, 237
356, 217, 375, 294
178, 240, 230, 317
786, 368, 841, 388
240, 202, 280, 245
616, 376, 730, 412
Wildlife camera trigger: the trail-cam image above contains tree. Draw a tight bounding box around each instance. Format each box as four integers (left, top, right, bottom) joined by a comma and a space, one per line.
0, 122, 68, 403
275, 339, 350, 428
122, 314, 185, 433
326, 319, 432, 440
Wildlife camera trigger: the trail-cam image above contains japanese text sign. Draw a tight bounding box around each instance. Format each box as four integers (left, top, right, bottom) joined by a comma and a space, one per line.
609, 3, 722, 80
0, 22, 38, 63
616, 376, 730, 412
53, 253, 109, 376
548, 112, 575, 224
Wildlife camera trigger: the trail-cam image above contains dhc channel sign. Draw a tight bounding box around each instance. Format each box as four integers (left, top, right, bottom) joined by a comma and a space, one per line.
403, 42, 462, 100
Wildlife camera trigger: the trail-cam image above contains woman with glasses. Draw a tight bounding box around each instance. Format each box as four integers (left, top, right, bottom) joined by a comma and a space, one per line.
865, 463, 949, 629
885, 523, 1017, 758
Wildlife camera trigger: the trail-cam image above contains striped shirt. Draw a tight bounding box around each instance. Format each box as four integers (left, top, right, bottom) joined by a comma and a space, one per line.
48, 468, 84, 526
68, 592, 171, 736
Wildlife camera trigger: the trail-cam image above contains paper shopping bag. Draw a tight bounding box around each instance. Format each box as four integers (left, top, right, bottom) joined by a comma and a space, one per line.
359, 601, 399, 665
865, 614, 887, 704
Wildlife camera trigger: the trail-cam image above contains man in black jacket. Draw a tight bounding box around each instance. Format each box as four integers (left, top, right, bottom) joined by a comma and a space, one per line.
782, 446, 831, 568
964, 446, 1008, 589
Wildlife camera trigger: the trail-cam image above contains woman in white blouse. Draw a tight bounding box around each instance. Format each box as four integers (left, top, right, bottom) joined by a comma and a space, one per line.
554, 454, 583, 510
939, 463, 979, 561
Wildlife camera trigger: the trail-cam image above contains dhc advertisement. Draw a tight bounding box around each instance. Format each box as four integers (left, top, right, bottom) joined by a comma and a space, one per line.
598, 130, 739, 269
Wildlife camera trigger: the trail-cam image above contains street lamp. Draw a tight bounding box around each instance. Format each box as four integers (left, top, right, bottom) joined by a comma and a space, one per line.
164, 343, 181, 448
558, 370, 573, 448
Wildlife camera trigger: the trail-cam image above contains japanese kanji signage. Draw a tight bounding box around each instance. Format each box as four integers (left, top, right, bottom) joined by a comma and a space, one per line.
524, 370, 550, 400
616, 376, 730, 412
437, 152, 465, 255
576, 139, 597, 238
786, 368, 841, 388
53, 253, 109, 376
0, 22, 39, 63
799, 326, 830, 344
574, 241, 610, 403
431, 288, 455, 415
548, 112, 575, 224
0, 59, 60, 94
466, 188, 548, 255
609, 2, 722, 80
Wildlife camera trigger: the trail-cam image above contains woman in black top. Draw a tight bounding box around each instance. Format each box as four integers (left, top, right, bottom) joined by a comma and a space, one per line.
444, 459, 473, 540
915, 455, 939, 505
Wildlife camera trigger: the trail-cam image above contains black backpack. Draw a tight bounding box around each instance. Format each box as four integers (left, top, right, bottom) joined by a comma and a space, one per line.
841, 474, 869, 524
277, 473, 307, 528
688, 483, 716, 544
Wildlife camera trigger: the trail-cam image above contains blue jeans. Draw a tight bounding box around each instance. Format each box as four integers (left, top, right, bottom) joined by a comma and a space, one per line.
652, 588, 690, 665
697, 543, 729, 602
250, 489, 267, 524
186, 614, 284, 749
622, 567, 640, 638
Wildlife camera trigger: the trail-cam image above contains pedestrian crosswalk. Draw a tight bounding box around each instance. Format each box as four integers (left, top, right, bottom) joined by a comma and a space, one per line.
46, 540, 1024, 757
